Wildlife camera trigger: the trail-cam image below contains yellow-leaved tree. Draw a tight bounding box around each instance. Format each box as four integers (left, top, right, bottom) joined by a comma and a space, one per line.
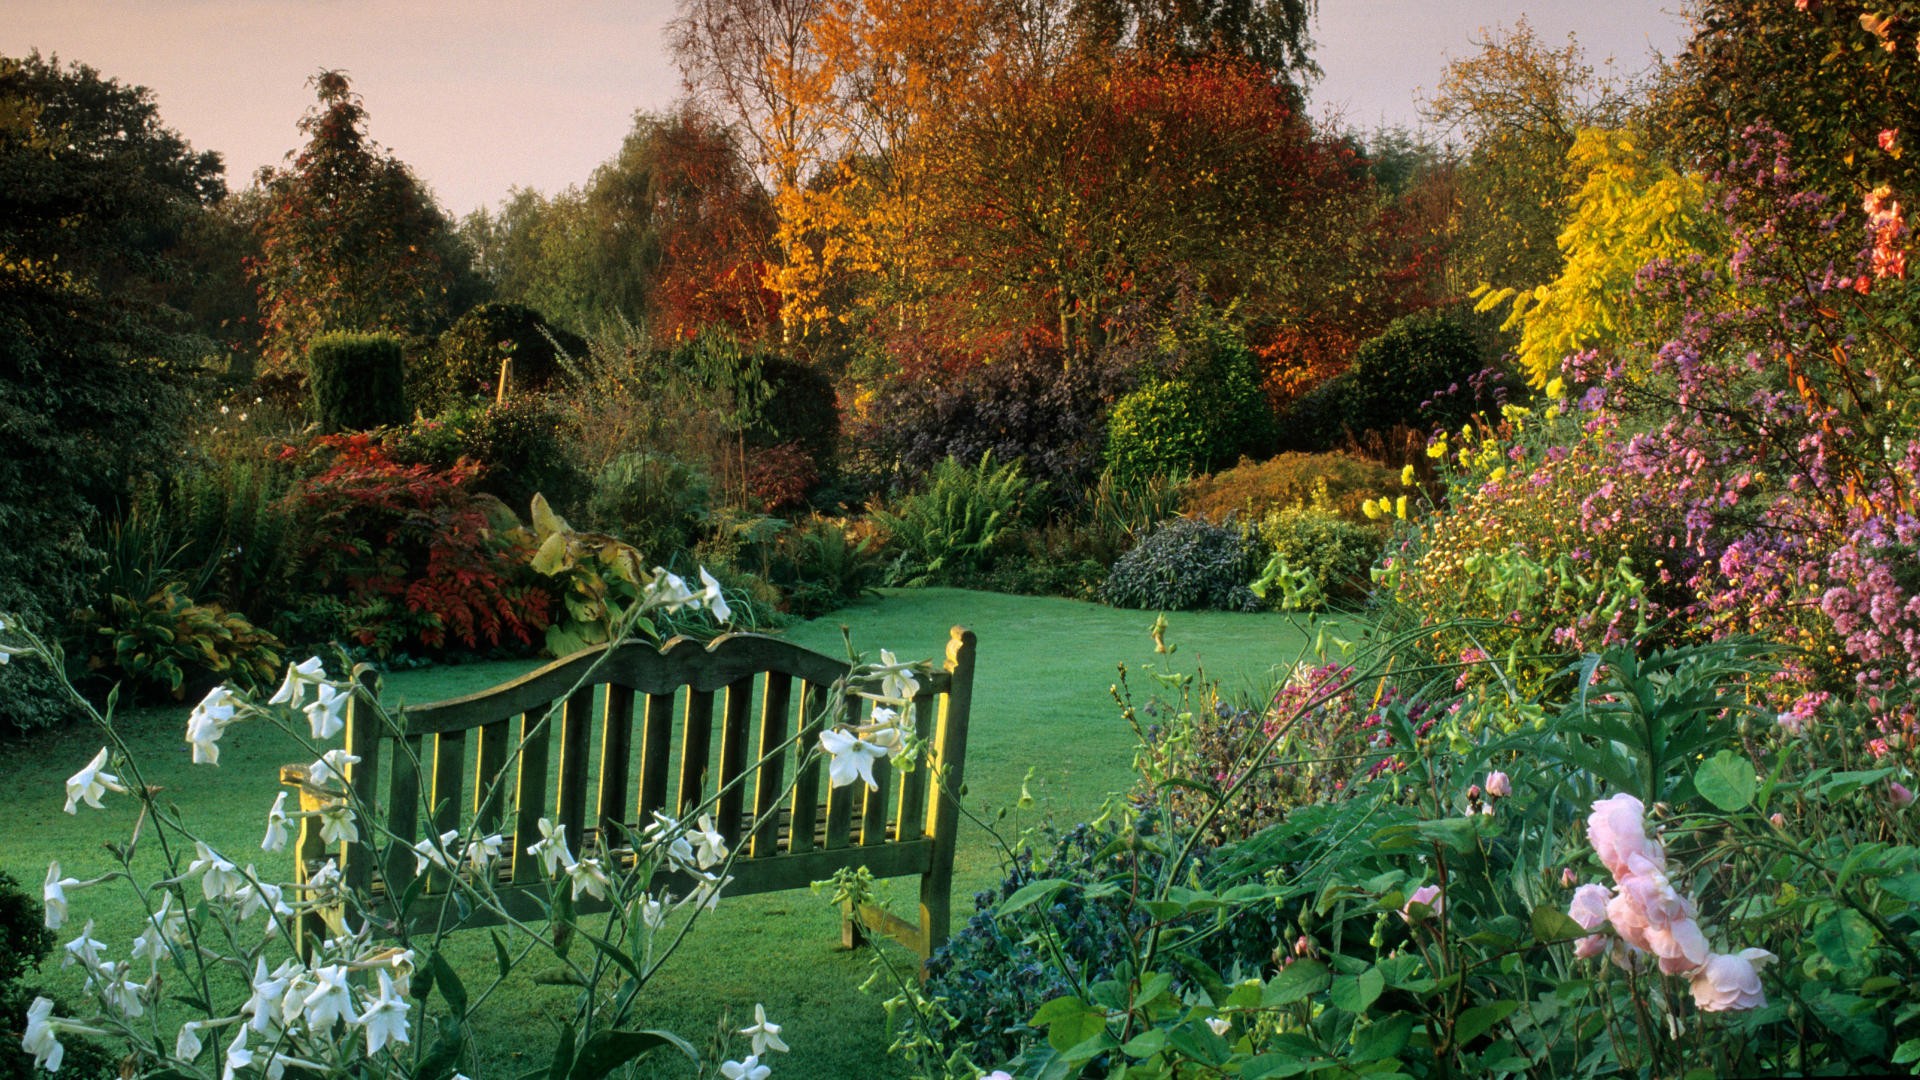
1474, 129, 1722, 387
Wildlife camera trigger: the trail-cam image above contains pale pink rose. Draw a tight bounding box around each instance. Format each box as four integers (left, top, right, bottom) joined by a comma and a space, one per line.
1610, 855, 1710, 974
1568, 884, 1611, 930
1568, 882, 1613, 959
1891, 780, 1915, 807
1486, 771, 1512, 798
1587, 794, 1663, 881
1402, 884, 1443, 919
1689, 949, 1776, 1011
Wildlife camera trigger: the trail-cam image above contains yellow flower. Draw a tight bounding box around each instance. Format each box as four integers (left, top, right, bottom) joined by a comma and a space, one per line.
1490, 467, 1508, 483
1400, 465, 1416, 486
1395, 496, 1408, 520
1426, 438, 1449, 460
1545, 376, 1566, 400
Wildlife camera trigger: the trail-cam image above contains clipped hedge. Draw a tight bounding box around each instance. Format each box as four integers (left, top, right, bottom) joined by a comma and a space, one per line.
1101, 516, 1265, 611
307, 331, 407, 433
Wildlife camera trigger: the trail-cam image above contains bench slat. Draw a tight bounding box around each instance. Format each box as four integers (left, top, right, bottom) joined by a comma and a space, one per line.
384, 734, 424, 906
428, 729, 466, 892
893, 695, 935, 842
510, 709, 552, 885
599, 685, 636, 838
677, 688, 715, 817
786, 681, 828, 854
637, 691, 674, 826
749, 673, 793, 858
343, 673, 382, 896
715, 678, 753, 848
473, 719, 510, 836
556, 688, 595, 853
823, 689, 856, 849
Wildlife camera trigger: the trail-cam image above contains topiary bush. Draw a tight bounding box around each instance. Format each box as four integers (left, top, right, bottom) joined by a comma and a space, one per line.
1105, 333, 1274, 483
307, 331, 408, 433
584, 451, 714, 561
1101, 516, 1265, 611
411, 302, 586, 415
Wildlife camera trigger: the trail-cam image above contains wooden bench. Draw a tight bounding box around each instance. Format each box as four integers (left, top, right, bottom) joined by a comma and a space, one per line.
280, 626, 976, 966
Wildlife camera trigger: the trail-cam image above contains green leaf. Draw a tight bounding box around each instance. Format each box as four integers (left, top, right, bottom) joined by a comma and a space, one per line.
1412, 816, 1480, 853
1329, 967, 1385, 1014
999, 877, 1071, 916
1893, 1037, 1920, 1065
1351, 1013, 1414, 1061
491, 930, 513, 981
1531, 904, 1585, 943
1032, 996, 1108, 1056
429, 951, 467, 1014
1263, 958, 1330, 1005
1453, 1000, 1520, 1046
545, 1020, 576, 1080
1694, 750, 1756, 811
1812, 910, 1877, 968
569, 1029, 699, 1080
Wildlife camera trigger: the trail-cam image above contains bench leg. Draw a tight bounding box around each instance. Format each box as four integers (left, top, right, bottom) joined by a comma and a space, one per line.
840, 899, 866, 949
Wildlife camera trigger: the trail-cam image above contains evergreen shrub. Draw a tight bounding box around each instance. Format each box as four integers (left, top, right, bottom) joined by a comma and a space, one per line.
306, 331, 407, 433
1100, 516, 1264, 611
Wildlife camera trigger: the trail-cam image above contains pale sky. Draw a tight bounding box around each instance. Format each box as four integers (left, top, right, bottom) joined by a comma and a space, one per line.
4, 1, 1689, 218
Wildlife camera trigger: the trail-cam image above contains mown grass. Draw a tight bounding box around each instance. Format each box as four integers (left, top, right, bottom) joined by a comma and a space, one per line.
1, 588, 1337, 1078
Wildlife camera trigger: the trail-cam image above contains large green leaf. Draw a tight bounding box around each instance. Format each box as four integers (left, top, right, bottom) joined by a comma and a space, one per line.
1694, 750, 1756, 811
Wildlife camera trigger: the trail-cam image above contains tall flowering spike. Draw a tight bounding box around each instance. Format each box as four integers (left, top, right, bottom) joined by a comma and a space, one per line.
64, 747, 128, 813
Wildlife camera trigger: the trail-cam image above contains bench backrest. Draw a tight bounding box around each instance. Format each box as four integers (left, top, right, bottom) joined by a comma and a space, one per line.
323, 627, 976, 920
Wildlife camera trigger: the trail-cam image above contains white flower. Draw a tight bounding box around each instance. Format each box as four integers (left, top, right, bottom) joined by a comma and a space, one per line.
1206, 1015, 1232, 1037
306, 749, 360, 789
644, 567, 699, 613
302, 964, 353, 1030
244, 957, 291, 1033
464, 833, 505, 873
739, 1003, 789, 1055
685, 870, 731, 912
131, 895, 186, 968
23, 997, 63, 1073
689, 814, 728, 870
698, 567, 732, 623
262, 792, 292, 852
64, 747, 128, 813
317, 803, 359, 845
96, 960, 145, 1017
189, 841, 246, 900
863, 704, 908, 760
638, 894, 669, 930
644, 811, 696, 869
526, 818, 574, 876
820, 728, 884, 790
175, 1019, 204, 1062
413, 830, 460, 875
187, 685, 238, 765
568, 856, 612, 901
43, 861, 80, 930
223, 1026, 252, 1080
871, 649, 920, 702
304, 682, 349, 741
63, 919, 105, 969
357, 970, 412, 1056
269, 656, 327, 708
720, 1055, 771, 1080
234, 875, 292, 925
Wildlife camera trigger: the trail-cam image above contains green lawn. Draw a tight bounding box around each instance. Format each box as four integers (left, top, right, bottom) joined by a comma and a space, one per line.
1, 588, 1335, 1077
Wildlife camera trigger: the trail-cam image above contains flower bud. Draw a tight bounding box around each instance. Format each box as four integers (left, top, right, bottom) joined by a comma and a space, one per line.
1486, 771, 1512, 798
1890, 780, 1915, 807
1561, 867, 1578, 888
1768, 812, 1786, 829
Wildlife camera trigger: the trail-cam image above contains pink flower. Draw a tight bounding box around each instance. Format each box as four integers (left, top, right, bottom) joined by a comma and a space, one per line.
1401, 884, 1443, 920
1882, 128, 1902, 154
1769, 812, 1787, 829
1689, 949, 1775, 1011
1568, 882, 1612, 958
1587, 794, 1662, 881
1608, 855, 1710, 974
1485, 771, 1512, 798
1560, 867, 1579, 888
1890, 780, 1915, 807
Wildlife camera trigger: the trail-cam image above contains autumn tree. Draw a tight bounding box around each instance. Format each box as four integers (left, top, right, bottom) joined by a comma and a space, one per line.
1422, 19, 1645, 294
1067, 0, 1319, 77
923, 51, 1369, 359
671, 0, 841, 340
251, 71, 467, 372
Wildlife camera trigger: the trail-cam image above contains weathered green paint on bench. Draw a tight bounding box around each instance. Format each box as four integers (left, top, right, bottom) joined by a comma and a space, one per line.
282, 627, 977, 970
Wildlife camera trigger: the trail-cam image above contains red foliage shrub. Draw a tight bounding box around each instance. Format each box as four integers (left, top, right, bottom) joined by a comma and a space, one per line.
745, 441, 819, 514
279, 434, 551, 651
